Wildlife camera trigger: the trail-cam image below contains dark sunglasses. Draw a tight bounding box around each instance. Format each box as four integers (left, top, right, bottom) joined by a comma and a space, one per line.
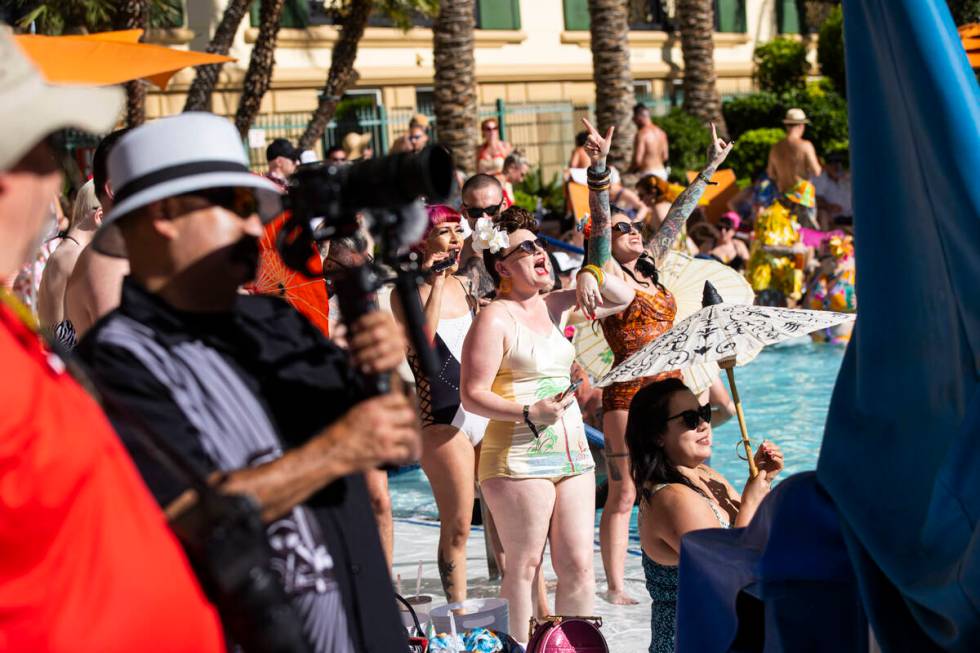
667, 403, 712, 430
500, 237, 544, 260
463, 202, 503, 219
483, 125, 499, 131
181, 187, 259, 219
719, 221, 735, 231
612, 221, 640, 235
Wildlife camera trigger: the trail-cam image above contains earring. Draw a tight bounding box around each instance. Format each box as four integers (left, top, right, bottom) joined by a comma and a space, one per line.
499, 276, 512, 294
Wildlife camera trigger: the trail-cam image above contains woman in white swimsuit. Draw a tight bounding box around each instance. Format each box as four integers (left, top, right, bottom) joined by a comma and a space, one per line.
396, 205, 489, 603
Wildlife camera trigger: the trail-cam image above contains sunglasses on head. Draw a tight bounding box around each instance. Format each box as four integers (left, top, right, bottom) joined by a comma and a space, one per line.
500, 237, 544, 260
612, 221, 640, 235
667, 403, 712, 430
463, 201, 503, 219
181, 187, 259, 219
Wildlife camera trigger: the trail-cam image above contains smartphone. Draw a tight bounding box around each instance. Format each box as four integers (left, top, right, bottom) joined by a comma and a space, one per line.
556, 380, 582, 401
430, 251, 458, 273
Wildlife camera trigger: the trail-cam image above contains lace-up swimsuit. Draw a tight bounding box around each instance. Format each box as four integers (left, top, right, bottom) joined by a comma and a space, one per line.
408, 278, 489, 446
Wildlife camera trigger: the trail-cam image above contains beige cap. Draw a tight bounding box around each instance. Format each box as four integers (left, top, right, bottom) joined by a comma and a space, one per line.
409, 113, 430, 129
342, 131, 373, 160
0, 29, 124, 171
783, 108, 811, 125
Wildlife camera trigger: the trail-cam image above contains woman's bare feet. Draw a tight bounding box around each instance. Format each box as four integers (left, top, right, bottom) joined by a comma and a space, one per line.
602, 588, 639, 606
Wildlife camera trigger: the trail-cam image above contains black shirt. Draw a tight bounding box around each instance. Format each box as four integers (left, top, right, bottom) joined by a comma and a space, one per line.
76, 278, 407, 653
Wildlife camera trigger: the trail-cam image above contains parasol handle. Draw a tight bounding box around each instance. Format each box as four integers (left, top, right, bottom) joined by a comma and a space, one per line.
721, 362, 759, 479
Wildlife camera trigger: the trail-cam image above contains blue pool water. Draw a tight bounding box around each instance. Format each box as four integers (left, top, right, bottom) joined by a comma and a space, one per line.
389, 339, 845, 526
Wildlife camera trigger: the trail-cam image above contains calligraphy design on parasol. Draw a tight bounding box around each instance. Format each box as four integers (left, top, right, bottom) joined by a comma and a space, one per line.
597, 284, 855, 476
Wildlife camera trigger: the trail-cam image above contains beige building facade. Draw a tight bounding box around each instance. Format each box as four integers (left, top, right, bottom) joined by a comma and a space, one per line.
146, 0, 811, 172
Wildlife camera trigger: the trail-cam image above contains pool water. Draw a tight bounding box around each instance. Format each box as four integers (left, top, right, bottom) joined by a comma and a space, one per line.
389, 340, 845, 530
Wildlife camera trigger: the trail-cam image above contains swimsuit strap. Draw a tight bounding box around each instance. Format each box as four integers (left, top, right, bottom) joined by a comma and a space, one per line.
648, 482, 730, 528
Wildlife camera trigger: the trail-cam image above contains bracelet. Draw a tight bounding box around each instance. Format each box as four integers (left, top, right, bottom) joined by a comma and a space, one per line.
586, 165, 610, 181
523, 404, 541, 438
697, 171, 718, 186
587, 181, 611, 192
578, 264, 605, 288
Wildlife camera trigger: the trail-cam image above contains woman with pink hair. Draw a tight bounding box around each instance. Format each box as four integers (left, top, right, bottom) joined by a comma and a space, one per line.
393, 204, 488, 603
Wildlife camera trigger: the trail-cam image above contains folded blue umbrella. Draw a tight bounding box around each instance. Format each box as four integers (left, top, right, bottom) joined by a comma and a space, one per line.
817, 0, 980, 650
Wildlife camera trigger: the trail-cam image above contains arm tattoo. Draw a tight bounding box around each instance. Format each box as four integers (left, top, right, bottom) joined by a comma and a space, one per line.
587, 161, 612, 267
647, 167, 716, 266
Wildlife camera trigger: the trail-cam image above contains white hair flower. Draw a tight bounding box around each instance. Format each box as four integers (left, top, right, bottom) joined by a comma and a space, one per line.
471, 217, 509, 254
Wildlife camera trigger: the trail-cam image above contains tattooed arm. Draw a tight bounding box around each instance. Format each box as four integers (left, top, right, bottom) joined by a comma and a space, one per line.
581, 118, 615, 270
647, 123, 734, 267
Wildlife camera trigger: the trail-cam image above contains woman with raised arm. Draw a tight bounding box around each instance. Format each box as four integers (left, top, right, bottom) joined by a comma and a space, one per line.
391, 205, 489, 604
578, 118, 735, 605
626, 379, 782, 652
460, 210, 634, 647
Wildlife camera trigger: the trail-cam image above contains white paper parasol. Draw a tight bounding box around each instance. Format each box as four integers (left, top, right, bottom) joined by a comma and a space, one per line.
596, 290, 855, 475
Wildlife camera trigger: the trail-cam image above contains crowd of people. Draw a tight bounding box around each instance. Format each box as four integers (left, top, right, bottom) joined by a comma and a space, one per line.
2, 24, 855, 652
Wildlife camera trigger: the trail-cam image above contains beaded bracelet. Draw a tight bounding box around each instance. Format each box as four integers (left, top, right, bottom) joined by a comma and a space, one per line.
578, 263, 605, 288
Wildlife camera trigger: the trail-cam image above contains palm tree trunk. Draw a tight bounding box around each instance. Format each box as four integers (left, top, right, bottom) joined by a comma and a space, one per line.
433, 0, 477, 174
183, 0, 251, 113
588, 0, 635, 170
298, 0, 372, 150
116, 0, 149, 127
234, 0, 286, 137
676, 0, 728, 136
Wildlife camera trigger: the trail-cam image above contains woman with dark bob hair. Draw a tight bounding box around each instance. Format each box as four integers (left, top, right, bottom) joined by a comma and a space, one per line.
625, 378, 784, 653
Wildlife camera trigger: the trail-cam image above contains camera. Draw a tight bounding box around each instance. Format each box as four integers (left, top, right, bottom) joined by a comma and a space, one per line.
276, 145, 455, 391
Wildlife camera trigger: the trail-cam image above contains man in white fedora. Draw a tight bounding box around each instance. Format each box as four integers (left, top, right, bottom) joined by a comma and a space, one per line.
766, 107, 823, 228
0, 30, 225, 651
76, 111, 419, 652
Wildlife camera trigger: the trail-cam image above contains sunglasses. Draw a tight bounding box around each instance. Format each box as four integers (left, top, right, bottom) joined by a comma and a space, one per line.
719, 221, 734, 231
181, 187, 259, 219
612, 221, 640, 235
463, 202, 503, 219
500, 237, 544, 260
666, 403, 712, 430
483, 125, 499, 132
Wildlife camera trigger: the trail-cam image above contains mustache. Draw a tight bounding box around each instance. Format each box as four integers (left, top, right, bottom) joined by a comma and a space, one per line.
229, 236, 260, 278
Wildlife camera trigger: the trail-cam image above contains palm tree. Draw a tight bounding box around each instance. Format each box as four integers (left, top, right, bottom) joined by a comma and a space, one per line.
234, 0, 286, 137
116, 0, 150, 127
183, 0, 251, 112
433, 0, 477, 174
588, 0, 635, 170
298, 0, 373, 149
676, 0, 728, 136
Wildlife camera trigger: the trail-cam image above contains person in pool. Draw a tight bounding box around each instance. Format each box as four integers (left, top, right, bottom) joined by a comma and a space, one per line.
626, 378, 783, 653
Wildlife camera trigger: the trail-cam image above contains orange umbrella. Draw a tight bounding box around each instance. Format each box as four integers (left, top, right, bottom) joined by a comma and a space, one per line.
251, 214, 332, 338
14, 29, 234, 89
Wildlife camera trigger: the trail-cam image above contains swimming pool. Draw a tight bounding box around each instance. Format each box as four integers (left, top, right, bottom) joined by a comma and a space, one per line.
389, 339, 845, 527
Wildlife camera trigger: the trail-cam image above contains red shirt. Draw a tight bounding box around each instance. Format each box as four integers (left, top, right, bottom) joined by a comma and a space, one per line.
0, 304, 225, 652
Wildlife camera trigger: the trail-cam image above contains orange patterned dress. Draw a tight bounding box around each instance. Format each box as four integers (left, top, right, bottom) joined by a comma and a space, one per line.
600, 287, 682, 412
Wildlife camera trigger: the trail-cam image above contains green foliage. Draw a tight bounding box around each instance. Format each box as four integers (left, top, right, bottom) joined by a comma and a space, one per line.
650, 109, 712, 183
817, 6, 846, 97
722, 85, 849, 162
945, 0, 980, 25
728, 128, 784, 181
12, 0, 184, 34
515, 168, 565, 215
753, 38, 809, 94
324, 0, 439, 31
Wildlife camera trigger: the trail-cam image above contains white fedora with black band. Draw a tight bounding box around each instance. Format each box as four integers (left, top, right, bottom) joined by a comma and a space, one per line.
94, 112, 283, 256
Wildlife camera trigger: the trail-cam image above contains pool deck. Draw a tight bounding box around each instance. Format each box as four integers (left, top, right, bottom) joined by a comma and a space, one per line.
393, 518, 652, 653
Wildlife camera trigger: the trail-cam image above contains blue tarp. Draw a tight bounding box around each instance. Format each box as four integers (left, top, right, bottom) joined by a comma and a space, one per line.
816, 1, 980, 650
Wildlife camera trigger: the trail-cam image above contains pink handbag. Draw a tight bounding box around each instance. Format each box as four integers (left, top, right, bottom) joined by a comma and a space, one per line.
526, 616, 609, 653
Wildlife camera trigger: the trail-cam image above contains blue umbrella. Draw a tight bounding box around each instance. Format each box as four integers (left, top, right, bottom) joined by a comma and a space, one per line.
817, 0, 980, 650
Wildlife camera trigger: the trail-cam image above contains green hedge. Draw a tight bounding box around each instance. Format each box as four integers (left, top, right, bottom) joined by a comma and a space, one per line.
728, 128, 785, 181
818, 6, 846, 97
722, 85, 848, 162
651, 109, 713, 183
753, 38, 809, 94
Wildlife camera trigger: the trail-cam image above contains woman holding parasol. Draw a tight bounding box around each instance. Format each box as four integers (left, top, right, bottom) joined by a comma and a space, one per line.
626, 378, 783, 653
576, 118, 735, 605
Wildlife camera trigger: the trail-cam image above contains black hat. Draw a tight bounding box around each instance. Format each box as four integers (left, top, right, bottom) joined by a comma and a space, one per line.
266, 138, 299, 163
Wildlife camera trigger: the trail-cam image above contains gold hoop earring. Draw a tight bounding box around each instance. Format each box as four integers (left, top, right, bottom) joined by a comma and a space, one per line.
499, 276, 512, 294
